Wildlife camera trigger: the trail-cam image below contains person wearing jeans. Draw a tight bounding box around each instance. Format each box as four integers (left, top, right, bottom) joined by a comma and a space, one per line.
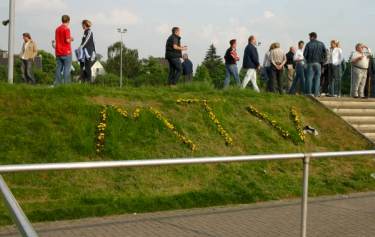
303, 32, 327, 97
224, 39, 241, 88
167, 58, 182, 85
305, 63, 322, 96
289, 41, 305, 95
54, 15, 74, 85
242, 35, 260, 92
329, 40, 344, 96
165, 27, 187, 85
20, 33, 38, 84
55, 55, 72, 84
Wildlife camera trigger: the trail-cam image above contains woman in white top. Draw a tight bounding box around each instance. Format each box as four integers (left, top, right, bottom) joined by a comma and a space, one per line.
329, 40, 344, 96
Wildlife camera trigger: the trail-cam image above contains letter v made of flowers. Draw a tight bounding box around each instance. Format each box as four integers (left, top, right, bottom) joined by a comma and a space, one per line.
246, 105, 305, 144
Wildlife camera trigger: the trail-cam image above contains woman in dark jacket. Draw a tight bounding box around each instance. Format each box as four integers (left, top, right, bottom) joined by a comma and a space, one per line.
80, 19, 96, 83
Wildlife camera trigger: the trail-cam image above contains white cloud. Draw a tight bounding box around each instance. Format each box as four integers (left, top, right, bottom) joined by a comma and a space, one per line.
91, 9, 139, 27
264, 10, 275, 19
155, 23, 171, 35
17, 0, 67, 11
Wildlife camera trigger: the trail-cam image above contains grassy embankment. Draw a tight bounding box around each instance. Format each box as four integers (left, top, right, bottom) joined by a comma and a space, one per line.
0, 82, 374, 225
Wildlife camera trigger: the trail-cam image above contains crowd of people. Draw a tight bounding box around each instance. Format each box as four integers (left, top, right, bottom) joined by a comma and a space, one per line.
16, 18, 374, 99
165, 27, 374, 99
19, 15, 96, 86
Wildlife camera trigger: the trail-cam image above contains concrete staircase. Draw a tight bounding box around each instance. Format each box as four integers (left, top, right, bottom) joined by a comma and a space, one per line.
318, 97, 375, 143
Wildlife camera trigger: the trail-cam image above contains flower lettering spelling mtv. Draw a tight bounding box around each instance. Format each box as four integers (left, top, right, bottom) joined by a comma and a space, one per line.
177, 99, 233, 146
291, 107, 305, 143
149, 107, 197, 151
96, 106, 108, 153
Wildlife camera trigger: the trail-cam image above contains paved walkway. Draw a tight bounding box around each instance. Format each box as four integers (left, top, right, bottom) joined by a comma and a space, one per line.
0, 192, 374, 237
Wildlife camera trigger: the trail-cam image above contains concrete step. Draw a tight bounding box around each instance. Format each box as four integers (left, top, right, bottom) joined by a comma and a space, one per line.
342, 116, 375, 124
363, 133, 375, 140
321, 101, 375, 109
352, 124, 375, 133
333, 108, 375, 116
318, 97, 375, 103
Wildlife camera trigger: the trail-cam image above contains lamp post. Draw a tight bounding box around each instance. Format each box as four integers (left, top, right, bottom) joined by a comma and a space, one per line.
117, 28, 127, 88
7, 0, 15, 84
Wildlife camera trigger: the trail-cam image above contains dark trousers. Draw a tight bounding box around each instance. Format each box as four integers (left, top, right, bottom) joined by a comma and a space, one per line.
80, 59, 93, 83
269, 65, 284, 94
21, 59, 35, 84
167, 58, 182, 85
329, 65, 342, 96
289, 63, 305, 95
321, 64, 331, 94
183, 74, 193, 83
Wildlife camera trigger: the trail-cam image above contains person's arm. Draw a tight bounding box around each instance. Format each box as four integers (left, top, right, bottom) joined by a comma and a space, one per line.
250, 47, 260, 68
270, 51, 277, 67
280, 53, 287, 68
352, 53, 364, 63
65, 28, 73, 43
32, 42, 38, 58
172, 37, 186, 51
262, 53, 269, 67
303, 44, 309, 60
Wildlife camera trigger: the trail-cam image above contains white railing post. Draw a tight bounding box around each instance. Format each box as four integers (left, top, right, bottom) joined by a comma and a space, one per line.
301, 155, 310, 237
0, 175, 38, 237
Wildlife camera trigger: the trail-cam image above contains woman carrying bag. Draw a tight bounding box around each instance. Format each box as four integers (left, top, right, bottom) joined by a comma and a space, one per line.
79, 20, 96, 83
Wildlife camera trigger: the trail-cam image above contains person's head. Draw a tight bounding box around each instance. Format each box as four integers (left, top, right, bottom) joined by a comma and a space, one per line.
230, 39, 237, 49
172, 27, 180, 36
61, 15, 70, 24
22, 33, 31, 42
273, 42, 280, 49
331, 40, 339, 48
309, 32, 317, 40
248, 35, 256, 45
298, 41, 305, 49
82, 20, 92, 30
183, 53, 189, 60
356, 43, 364, 53
290, 46, 296, 53
269, 43, 276, 51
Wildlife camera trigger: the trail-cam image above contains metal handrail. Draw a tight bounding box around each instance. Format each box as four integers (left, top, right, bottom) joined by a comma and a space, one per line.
0, 176, 38, 237
1, 150, 375, 237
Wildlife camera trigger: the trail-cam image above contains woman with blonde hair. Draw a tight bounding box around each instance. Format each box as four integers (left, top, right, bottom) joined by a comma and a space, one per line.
329, 40, 344, 96
79, 19, 96, 82
262, 43, 277, 88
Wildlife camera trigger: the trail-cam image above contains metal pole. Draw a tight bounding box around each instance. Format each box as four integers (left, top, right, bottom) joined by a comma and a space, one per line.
301, 155, 310, 237
119, 33, 123, 88
0, 175, 38, 237
7, 0, 15, 84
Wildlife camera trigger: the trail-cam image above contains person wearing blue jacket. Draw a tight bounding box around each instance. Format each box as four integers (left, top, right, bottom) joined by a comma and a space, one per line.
182, 54, 193, 83
242, 36, 260, 92
304, 32, 327, 96
79, 19, 96, 83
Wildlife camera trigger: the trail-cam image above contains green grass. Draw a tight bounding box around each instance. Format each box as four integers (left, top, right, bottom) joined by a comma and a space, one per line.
0, 82, 374, 225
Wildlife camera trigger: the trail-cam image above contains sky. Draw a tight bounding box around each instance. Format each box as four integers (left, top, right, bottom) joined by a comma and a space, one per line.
1, 0, 375, 67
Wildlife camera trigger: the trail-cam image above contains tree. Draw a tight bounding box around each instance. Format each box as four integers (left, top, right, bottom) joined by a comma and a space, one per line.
194, 64, 211, 82
38, 50, 56, 75
204, 44, 222, 62
106, 42, 141, 80
202, 44, 225, 88
133, 57, 169, 86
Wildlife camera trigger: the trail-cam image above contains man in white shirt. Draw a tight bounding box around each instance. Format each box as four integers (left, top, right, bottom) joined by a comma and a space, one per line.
289, 41, 305, 94
351, 43, 371, 98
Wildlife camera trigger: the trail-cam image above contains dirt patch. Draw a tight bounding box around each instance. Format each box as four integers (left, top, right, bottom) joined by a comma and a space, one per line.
89, 96, 162, 108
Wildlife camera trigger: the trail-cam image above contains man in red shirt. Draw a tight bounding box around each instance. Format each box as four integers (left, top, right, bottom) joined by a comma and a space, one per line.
54, 15, 74, 85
